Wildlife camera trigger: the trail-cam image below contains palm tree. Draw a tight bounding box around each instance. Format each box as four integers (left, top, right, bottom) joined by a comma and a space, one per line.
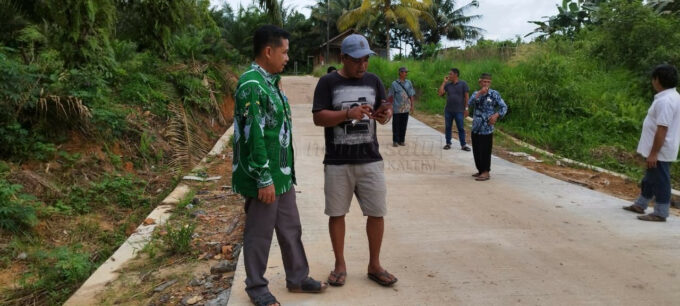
337, 0, 435, 58
258, 0, 283, 26
309, 0, 362, 41
424, 0, 482, 45
648, 0, 680, 15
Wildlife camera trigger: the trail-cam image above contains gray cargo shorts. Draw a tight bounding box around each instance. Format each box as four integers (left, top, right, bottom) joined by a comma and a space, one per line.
324, 161, 387, 217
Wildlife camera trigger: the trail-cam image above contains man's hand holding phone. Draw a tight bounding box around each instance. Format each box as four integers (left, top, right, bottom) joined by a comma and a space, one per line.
372, 100, 392, 124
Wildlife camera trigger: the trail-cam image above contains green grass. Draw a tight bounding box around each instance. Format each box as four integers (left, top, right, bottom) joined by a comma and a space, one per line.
367, 44, 658, 186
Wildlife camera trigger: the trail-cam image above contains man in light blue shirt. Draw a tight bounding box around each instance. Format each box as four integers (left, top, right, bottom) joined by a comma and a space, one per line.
388, 66, 416, 147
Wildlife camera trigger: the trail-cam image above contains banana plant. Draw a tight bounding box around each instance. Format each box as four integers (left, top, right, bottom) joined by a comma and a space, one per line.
526, 0, 605, 40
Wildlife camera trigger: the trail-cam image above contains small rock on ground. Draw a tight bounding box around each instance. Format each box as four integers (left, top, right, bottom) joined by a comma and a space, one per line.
211, 260, 237, 274
153, 279, 178, 292
189, 278, 204, 287
191, 210, 207, 218
159, 294, 171, 303
205, 288, 231, 306
181, 295, 203, 305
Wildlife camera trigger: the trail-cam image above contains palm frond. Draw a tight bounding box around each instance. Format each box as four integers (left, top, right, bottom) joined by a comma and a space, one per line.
166, 102, 210, 172
38, 95, 90, 119
393, 7, 422, 39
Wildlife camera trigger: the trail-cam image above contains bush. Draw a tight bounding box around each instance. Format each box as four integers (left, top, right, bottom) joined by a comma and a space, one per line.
163, 222, 196, 255
0, 174, 38, 233
0, 122, 57, 162
0, 163, 37, 234
9, 245, 96, 305
589, 0, 680, 74
59, 174, 150, 214
368, 40, 655, 183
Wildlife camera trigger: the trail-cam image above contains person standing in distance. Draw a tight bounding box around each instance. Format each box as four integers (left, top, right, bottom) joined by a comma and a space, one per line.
438, 68, 471, 151
623, 64, 680, 222
388, 66, 416, 147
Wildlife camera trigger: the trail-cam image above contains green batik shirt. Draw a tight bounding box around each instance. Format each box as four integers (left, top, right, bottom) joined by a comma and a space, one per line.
232, 63, 295, 198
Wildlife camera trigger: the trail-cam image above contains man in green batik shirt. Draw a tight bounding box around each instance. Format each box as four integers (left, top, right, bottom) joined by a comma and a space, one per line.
232, 25, 327, 306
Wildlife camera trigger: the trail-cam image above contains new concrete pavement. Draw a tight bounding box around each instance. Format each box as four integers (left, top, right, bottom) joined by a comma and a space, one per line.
228, 76, 680, 305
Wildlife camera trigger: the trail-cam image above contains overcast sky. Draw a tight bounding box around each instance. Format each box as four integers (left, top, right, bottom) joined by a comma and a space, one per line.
209, 0, 562, 46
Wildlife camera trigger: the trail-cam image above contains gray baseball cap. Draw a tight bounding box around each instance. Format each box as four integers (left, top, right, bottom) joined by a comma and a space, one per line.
341, 34, 376, 59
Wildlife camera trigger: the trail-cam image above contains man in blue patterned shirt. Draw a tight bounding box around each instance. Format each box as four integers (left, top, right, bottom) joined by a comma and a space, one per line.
469, 73, 508, 181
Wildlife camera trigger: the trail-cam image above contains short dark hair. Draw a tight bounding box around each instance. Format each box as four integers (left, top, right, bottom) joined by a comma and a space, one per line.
253, 25, 290, 58
652, 64, 679, 89
450, 68, 459, 75
480, 73, 492, 80
327, 66, 337, 74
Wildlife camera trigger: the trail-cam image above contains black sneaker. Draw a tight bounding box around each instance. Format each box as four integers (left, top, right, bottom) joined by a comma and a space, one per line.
398, 142, 405, 146
443, 144, 451, 150
461, 146, 471, 151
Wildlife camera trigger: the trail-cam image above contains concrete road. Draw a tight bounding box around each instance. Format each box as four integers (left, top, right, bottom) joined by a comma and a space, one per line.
228, 76, 680, 305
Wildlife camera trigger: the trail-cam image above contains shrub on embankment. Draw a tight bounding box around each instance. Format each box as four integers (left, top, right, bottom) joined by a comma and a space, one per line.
368, 41, 669, 186
0, 1, 237, 304
370, 1, 680, 187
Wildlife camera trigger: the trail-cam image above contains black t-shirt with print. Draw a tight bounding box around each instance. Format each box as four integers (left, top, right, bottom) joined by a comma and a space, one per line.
312, 71, 386, 165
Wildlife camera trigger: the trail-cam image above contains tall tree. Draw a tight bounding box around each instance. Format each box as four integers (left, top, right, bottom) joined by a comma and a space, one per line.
45, 0, 116, 66
257, 0, 283, 26
309, 0, 362, 43
116, 0, 216, 58
648, 0, 680, 15
423, 0, 482, 45
337, 0, 434, 58
213, 4, 269, 62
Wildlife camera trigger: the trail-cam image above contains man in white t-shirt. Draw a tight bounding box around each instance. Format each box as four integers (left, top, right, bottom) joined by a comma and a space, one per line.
623, 64, 680, 222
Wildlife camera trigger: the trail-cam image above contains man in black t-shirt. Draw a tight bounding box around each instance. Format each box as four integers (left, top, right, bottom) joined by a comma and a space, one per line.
312, 34, 398, 288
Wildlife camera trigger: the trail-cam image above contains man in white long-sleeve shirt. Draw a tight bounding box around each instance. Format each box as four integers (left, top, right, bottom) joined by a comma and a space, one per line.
623, 64, 680, 222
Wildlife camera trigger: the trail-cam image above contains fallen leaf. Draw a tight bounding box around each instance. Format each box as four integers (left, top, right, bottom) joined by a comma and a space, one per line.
222, 245, 232, 255
143, 218, 156, 225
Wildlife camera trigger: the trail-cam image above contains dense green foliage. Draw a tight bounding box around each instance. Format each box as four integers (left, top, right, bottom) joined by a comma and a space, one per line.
0, 163, 38, 233
370, 0, 680, 185
0, 0, 238, 303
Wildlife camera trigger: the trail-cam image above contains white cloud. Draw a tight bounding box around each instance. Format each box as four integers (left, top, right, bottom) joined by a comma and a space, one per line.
469, 0, 560, 41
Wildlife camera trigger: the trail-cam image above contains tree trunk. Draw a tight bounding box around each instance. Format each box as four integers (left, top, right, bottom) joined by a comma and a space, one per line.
385, 0, 391, 60
386, 25, 390, 60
